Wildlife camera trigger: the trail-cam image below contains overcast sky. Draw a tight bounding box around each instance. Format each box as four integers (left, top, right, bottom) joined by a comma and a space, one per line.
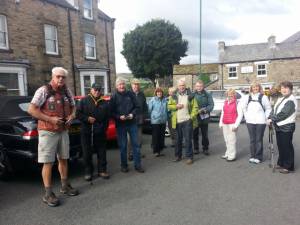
100, 0, 300, 73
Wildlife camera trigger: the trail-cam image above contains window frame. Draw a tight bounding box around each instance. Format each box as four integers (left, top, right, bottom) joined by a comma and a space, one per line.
256, 63, 267, 77
83, 0, 93, 20
80, 71, 108, 95
44, 24, 59, 55
0, 15, 9, 50
84, 33, 96, 59
228, 66, 238, 79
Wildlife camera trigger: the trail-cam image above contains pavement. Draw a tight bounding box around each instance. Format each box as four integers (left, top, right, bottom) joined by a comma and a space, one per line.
1, 121, 300, 225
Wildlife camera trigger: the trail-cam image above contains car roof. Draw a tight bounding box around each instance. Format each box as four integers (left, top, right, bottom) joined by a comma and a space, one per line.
0, 96, 32, 118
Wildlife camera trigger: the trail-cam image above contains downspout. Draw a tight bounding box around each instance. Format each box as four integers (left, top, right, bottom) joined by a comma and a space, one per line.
221, 63, 224, 89
104, 20, 112, 93
67, 8, 77, 95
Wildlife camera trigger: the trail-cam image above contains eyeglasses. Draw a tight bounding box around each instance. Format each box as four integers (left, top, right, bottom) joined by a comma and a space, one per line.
55, 75, 66, 79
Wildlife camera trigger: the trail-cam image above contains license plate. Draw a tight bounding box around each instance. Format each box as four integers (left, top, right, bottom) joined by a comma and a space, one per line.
69, 126, 80, 134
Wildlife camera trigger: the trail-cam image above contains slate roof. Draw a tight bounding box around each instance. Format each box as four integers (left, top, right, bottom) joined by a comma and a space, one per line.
282, 31, 300, 43
43, 0, 75, 10
98, 9, 115, 22
219, 31, 300, 63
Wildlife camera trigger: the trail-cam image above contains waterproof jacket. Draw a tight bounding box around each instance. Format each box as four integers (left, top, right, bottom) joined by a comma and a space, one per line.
148, 96, 168, 124
110, 90, 137, 127
76, 94, 110, 134
130, 90, 148, 125
168, 89, 199, 129
193, 90, 214, 124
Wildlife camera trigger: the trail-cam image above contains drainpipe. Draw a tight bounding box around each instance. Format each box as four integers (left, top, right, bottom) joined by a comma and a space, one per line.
67, 8, 77, 95
104, 20, 112, 93
221, 63, 224, 89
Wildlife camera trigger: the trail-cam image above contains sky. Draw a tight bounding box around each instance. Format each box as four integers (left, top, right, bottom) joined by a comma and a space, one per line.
100, 0, 300, 73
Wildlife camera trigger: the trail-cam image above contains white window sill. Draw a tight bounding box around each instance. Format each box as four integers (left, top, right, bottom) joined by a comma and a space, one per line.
46, 52, 59, 55
228, 77, 238, 80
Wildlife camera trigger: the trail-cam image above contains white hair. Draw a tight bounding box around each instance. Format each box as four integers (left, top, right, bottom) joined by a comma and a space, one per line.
52, 67, 68, 77
177, 78, 186, 86
116, 77, 126, 86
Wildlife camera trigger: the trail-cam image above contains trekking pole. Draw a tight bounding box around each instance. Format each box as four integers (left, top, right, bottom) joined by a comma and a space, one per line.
268, 124, 275, 173
90, 123, 94, 185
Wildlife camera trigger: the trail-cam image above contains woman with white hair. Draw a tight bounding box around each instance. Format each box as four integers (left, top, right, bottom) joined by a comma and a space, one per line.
219, 89, 243, 161
241, 82, 272, 164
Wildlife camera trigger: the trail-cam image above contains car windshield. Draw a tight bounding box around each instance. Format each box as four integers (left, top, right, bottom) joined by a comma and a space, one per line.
209, 91, 226, 99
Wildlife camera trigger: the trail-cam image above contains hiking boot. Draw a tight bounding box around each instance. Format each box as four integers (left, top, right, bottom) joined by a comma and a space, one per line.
60, 184, 79, 196
172, 157, 182, 162
186, 159, 193, 165
194, 150, 200, 155
42, 192, 60, 207
98, 172, 110, 179
84, 174, 92, 181
135, 166, 145, 173
203, 150, 210, 156
128, 154, 133, 161
121, 167, 129, 173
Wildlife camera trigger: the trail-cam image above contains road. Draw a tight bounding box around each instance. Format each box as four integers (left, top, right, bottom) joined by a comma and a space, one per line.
1, 122, 300, 225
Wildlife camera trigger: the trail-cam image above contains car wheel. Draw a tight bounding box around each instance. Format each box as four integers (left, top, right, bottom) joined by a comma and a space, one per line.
0, 147, 10, 180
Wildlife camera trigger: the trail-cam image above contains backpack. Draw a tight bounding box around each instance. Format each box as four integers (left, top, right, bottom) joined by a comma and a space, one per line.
247, 93, 265, 111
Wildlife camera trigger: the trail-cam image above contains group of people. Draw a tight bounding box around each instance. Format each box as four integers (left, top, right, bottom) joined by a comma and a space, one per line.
28, 66, 298, 208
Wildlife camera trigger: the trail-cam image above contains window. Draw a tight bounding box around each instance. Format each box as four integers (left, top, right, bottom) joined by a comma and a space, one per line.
83, 0, 93, 19
0, 15, 9, 49
228, 66, 237, 79
80, 71, 107, 95
44, 24, 58, 55
0, 66, 27, 96
257, 64, 267, 77
84, 33, 96, 59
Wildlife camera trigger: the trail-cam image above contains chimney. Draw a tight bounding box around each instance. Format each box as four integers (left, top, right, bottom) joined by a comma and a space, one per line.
218, 41, 225, 52
268, 35, 276, 49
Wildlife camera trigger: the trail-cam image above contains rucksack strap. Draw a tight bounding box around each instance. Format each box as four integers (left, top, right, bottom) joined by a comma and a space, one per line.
247, 94, 265, 111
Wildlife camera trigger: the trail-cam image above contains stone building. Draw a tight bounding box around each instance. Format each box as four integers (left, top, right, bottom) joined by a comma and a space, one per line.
0, 0, 116, 96
173, 63, 219, 89
218, 31, 300, 97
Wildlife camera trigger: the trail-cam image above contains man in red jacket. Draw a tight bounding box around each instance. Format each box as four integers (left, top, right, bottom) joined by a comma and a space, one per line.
28, 67, 79, 207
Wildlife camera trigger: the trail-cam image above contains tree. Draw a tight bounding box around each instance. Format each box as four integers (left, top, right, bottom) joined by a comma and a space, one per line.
198, 73, 210, 85
121, 19, 188, 85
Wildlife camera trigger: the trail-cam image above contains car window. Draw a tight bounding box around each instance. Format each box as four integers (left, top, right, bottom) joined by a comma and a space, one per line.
19, 103, 29, 112
209, 91, 226, 99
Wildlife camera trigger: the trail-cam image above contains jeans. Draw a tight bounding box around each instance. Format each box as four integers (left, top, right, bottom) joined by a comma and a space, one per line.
175, 120, 193, 159
116, 123, 141, 169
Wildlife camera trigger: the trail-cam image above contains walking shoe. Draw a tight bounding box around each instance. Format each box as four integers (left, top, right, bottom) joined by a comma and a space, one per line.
60, 184, 79, 196
98, 172, 110, 179
279, 168, 290, 174
221, 155, 227, 159
154, 152, 160, 157
275, 165, 283, 170
128, 154, 133, 161
135, 167, 145, 173
203, 150, 210, 156
186, 159, 193, 165
121, 167, 129, 173
194, 150, 200, 155
226, 158, 236, 162
249, 158, 255, 163
84, 174, 92, 181
172, 157, 182, 162
253, 159, 261, 164
42, 192, 60, 207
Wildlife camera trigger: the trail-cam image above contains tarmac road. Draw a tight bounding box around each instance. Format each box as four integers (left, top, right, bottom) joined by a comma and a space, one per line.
1, 121, 300, 225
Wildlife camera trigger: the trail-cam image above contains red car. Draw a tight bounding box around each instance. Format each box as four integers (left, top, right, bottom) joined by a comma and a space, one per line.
74, 96, 117, 141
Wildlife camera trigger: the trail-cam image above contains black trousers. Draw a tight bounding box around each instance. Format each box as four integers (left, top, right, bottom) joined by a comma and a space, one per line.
246, 123, 266, 161
193, 123, 209, 151
152, 124, 166, 154
81, 131, 107, 174
276, 131, 294, 171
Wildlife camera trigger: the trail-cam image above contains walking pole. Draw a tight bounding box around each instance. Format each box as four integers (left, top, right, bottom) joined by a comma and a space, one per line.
90, 123, 94, 185
268, 124, 275, 173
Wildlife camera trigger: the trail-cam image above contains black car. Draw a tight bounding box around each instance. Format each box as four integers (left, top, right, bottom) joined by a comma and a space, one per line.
0, 96, 82, 179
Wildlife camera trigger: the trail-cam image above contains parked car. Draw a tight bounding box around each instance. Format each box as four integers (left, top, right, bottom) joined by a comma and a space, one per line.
74, 96, 117, 141
0, 96, 82, 179
207, 90, 245, 121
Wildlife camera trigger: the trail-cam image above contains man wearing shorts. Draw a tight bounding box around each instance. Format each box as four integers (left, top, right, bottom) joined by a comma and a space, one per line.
28, 67, 79, 207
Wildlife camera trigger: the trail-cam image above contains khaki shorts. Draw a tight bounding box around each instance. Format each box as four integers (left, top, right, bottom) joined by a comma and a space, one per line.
38, 130, 70, 163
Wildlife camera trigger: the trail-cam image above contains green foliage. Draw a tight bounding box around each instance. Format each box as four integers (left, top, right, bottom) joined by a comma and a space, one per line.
122, 19, 188, 83
198, 73, 210, 85
143, 87, 169, 97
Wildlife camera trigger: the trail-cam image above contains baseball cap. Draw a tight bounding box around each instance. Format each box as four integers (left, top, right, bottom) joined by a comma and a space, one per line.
91, 83, 102, 91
